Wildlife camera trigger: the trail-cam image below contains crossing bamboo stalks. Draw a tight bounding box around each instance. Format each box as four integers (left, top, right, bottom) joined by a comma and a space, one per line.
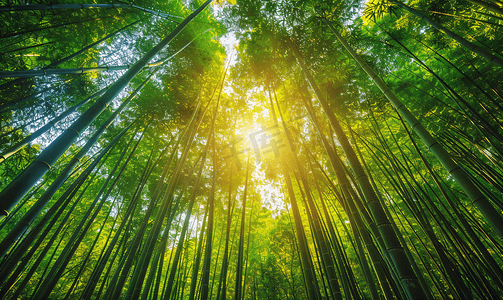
273, 90, 323, 300
161, 123, 215, 300
298, 104, 396, 299
83, 138, 172, 300
109, 103, 203, 299
0, 3, 181, 21
0, 28, 211, 79
215, 171, 234, 300
394, 113, 503, 287
381, 26, 503, 155
0, 0, 213, 218
384, 0, 503, 67
32, 126, 144, 299
290, 37, 428, 299
321, 17, 503, 238
0, 125, 132, 296
234, 158, 250, 300
0, 20, 140, 90
0, 87, 107, 163
0, 16, 113, 39
0, 74, 148, 258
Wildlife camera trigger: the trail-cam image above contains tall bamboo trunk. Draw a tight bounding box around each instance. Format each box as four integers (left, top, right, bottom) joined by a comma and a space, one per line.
161, 133, 213, 300
281, 160, 323, 300
271, 92, 323, 300
85, 139, 171, 300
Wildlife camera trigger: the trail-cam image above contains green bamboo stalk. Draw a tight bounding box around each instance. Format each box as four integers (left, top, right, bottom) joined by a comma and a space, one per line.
61, 194, 119, 300
305, 147, 379, 300
281, 161, 322, 300
5, 217, 72, 299
104, 190, 161, 300
297, 76, 403, 298
0, 65, 149, 78
0, 28, 210, 79
47, 20, 141, 69
381, 26, 503, 153
299, 108, 394, 300
201, 134, 216, 300
118, 100, 205, 299
139, 173, 190, 300
128, 86, 218, 300
273, 93, 322, 300
201, 55, 232, 300
395, 114, 503, 287
82, 146, 164, 299
162, 136, 213, 300
293, 155, 342, 300
0, 3, 134, 11
294, 172, 332, 300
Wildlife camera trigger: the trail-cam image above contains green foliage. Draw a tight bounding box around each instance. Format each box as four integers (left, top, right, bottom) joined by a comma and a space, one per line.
1, 0, 503, 299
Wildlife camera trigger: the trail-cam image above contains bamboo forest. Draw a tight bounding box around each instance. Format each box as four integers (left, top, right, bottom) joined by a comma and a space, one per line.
2, 0, 503, 299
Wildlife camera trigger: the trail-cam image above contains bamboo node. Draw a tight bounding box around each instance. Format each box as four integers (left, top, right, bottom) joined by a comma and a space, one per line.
370, 73, 380, 80
355, 173, 367, 180
68, 128, 80, 136
376, 222, 392, 228
37, 160, 52, 170
427, 142, 439, 151
0, 210, 8, 217
395, 103, 405, 111
399, 275, 419, 280
447, 166, 461, 174
411, 121, 422, 130
386, 246, 404, 251
471, 196, 485, 204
